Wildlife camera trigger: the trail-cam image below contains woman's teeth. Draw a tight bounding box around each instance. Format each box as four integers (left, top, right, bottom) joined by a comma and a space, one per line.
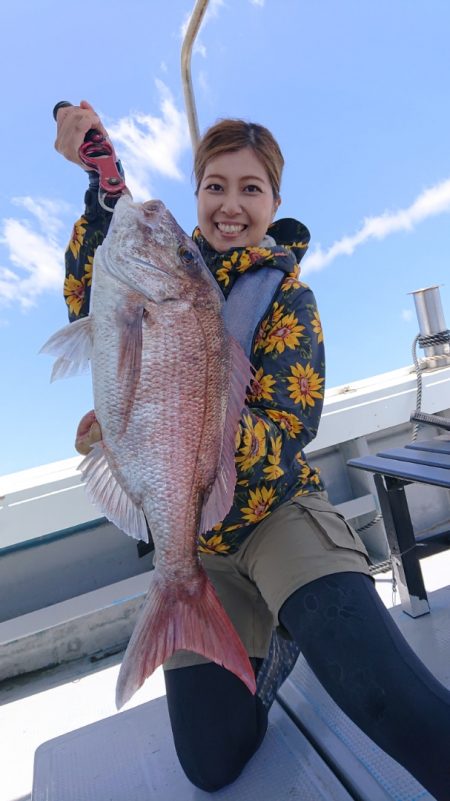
216, 223, 246, 233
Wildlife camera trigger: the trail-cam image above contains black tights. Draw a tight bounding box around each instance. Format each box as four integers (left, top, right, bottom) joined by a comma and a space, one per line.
164, 572, 450, 797
164, 657, 268, 792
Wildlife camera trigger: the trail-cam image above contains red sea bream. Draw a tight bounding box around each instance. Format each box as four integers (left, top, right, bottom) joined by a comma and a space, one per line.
42, 195, 255, 707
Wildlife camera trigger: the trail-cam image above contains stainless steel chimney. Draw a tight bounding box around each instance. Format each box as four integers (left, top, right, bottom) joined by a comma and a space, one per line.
409, 285, 450, 368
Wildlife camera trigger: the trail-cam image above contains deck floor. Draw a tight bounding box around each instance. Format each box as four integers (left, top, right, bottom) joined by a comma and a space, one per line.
1, 550, 450, 801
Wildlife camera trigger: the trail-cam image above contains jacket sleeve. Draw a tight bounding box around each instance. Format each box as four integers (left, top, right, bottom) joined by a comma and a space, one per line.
64, 175, 117, 321
234, 282, 325, 486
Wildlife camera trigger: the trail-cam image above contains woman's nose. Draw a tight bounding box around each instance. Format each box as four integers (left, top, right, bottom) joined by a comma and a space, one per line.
220, 192, 242, 216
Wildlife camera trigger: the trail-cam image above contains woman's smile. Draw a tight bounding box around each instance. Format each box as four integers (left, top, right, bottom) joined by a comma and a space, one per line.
215, 222, 247, 234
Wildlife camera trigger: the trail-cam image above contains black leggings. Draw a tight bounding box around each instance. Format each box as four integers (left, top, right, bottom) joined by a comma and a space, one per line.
164, 572, 450, 797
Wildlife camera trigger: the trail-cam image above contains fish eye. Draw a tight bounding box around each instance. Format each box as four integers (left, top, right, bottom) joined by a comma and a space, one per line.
178, 245, 196, 265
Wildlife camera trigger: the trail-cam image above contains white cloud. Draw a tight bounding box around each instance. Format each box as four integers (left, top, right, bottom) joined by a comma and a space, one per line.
302, 177, 450, 274
12, 196, 71, 240
0, 198, 66, 310
198, 70, 210, 94
208, 0, 226, 14
107, 80, 190, 201
194, 41, 208, 58
250, 0, 265, 6
401, 309, 414, 322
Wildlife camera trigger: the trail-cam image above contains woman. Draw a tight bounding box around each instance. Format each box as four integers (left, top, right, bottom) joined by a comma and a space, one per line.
56, 102, 450, 798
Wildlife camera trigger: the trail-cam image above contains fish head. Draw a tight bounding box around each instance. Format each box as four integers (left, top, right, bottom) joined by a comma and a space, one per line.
101, 195, 220, 307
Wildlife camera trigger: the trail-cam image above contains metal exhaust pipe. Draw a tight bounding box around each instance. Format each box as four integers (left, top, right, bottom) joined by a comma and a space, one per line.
409, 285, 450, 368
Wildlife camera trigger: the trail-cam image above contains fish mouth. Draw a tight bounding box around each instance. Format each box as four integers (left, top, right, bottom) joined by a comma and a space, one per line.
103, 196, 181, 300
142, 199, 165, 215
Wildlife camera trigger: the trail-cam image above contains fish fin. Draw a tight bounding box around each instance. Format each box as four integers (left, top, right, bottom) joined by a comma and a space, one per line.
40, 317, 93, 382
116, 307, 144, 434
79, 444, 149, 542
199, 335, 252, 533
115, 569, 255, 709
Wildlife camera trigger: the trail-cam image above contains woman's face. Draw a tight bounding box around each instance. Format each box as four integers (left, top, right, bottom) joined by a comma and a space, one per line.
197, 147, 279, 252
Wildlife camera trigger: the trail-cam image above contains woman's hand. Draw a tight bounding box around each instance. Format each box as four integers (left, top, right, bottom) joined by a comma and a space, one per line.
75, 409, 102, 455
54, 100, 110, 169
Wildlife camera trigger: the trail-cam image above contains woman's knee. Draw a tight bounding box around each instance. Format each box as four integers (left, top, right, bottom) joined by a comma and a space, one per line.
170, 698, 267, 791
177, 747, 253, 792
164, 662, 268, 790
171, 694, 268, 791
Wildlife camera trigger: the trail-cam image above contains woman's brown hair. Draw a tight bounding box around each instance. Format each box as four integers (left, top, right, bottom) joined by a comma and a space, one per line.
194, 119, 284, 199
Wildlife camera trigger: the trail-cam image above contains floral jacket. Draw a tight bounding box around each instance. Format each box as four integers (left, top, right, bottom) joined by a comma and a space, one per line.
64, 186, 325, 555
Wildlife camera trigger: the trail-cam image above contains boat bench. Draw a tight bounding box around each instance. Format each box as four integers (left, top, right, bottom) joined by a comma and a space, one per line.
31, 582, 448, 801
348, 436, 450, 617
33, 634, 441, 801
32, 695, 356, 801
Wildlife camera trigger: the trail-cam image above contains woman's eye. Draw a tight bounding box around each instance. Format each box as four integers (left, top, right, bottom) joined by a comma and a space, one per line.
244, 184, 262, 193
178, 245, 196, 265
205, 183, 223, 192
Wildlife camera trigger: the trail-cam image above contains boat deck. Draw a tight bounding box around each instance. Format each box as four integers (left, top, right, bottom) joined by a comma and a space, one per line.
2, 550, 449, 801
2, 364, 449, 800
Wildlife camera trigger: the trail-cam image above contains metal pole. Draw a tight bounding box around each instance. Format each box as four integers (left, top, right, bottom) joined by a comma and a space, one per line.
409, 285, 450, 362
181, 0, 210, 152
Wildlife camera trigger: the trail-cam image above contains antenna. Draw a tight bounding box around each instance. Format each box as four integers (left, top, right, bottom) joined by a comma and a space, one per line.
181, 0, 210, 151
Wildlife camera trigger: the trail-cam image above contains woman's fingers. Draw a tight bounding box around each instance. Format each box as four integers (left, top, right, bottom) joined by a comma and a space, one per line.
79, 100, 110, 139
75, 410, 103, 455
54, 100, 110, 168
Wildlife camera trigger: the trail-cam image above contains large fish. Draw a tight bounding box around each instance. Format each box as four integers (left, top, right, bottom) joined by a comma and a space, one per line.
42, 195, 256, 707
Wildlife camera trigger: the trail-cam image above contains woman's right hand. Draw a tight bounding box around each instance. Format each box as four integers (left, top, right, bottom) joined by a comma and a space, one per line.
54, 100, 110, 170
75, 409, 103, 455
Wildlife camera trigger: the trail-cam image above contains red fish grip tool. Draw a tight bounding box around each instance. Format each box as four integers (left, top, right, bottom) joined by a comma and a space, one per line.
53, 101, 130, 211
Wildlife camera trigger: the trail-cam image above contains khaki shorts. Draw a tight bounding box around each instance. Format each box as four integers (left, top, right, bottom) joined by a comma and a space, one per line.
164, 490, 372, 670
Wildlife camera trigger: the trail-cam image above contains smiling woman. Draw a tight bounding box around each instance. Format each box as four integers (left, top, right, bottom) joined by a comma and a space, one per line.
197, 147, 279, 251
194, 118, 283, 252
50, 101, 450, 799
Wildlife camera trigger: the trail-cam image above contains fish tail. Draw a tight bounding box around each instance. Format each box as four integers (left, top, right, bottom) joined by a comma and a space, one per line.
115, 572, 256, 709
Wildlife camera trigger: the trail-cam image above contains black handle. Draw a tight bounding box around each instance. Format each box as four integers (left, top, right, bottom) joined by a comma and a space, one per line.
53, 100, 73, 121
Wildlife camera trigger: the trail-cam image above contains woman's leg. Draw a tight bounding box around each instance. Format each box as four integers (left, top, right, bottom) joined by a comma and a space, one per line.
164, 659, 267, 792
279, 571, 450, 800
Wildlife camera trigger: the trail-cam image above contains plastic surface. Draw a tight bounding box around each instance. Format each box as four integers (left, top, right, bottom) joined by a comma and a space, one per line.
32, 697, 353, 801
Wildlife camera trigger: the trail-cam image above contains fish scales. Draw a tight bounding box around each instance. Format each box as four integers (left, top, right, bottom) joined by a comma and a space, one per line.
41, 195, 256, 707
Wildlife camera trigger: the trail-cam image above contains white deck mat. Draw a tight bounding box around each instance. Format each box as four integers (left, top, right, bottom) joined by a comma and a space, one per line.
27, 565, 450, 801
32, 697, 353, 801
278, 584, 450, 801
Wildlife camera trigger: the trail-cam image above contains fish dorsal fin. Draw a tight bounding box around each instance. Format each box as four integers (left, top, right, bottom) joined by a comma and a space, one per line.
199, 335, 252, 534
79, 444, 149, 542
40, 317, 93, 382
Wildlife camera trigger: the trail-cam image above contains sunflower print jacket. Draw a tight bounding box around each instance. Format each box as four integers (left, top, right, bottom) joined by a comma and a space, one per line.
64, 188, 325, 556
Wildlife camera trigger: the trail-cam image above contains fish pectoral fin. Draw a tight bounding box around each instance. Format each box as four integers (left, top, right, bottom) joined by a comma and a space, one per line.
79, 444, 149, 542
117, 307, 144, 382
199, 335, 252, 533
40, 317, 93, 382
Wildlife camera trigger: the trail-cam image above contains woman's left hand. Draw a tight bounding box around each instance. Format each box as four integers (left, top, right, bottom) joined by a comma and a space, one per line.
75, 409, 102, 455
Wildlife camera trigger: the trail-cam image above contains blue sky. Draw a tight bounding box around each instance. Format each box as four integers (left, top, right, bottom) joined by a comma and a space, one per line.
1, 0, 450, 475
